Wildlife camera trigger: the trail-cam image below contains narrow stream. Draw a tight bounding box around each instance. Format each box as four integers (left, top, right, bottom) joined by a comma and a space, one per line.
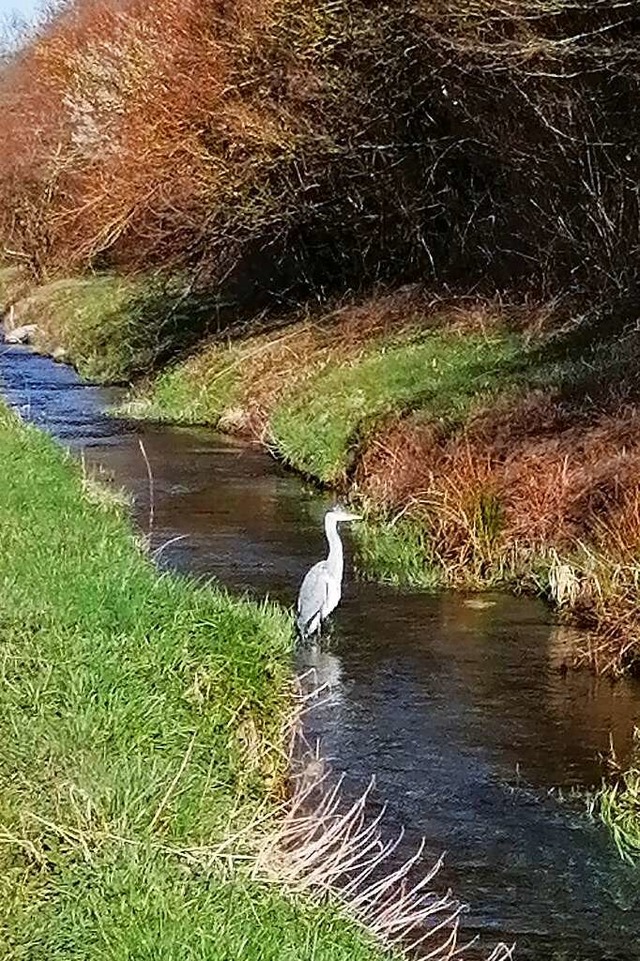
2, 343, 640, 960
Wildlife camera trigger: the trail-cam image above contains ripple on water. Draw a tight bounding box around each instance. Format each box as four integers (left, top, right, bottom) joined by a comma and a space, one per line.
2, 344, 640, 959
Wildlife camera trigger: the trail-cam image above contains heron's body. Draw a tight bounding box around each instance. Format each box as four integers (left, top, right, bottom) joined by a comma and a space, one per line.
296, 508, 359, 639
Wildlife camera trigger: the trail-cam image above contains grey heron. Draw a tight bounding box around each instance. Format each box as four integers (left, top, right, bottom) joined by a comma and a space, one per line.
296, 507, 361, 640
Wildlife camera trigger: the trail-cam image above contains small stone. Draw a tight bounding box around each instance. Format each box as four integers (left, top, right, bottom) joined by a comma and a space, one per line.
4, 323, 38, 345
218, 406, 249, 433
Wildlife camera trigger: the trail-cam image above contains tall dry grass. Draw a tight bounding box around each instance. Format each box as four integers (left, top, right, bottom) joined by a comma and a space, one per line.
356, 396, 640, 672
256, 766, 513, 960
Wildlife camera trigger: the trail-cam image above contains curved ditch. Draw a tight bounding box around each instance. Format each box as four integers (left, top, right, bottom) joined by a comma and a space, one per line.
2, 342, 640, 959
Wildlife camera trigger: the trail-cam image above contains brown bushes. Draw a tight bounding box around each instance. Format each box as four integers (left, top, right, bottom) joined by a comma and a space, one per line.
4, 0, 449, 293
3, 0, 640, 332
1, 0, 292, 274
359, 400, 640, 553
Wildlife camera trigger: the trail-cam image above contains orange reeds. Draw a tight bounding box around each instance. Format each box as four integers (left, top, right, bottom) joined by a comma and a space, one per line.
355, 392, 640, 671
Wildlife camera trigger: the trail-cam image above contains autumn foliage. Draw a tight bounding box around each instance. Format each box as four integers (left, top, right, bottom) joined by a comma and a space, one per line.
2, 0, 640, 321
4, 1, 640, 669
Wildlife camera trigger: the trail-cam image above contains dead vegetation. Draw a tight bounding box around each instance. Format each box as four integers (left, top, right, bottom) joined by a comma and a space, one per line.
2, 1, 640, 338
256, 764, 513, 960
355, 391, 640, 673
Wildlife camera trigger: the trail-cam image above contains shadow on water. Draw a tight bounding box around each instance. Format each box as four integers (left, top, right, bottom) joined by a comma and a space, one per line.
2, 343, 640, 960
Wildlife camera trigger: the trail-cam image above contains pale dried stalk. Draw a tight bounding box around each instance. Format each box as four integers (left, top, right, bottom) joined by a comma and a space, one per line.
254, 764, 514, 960
137, 437, 154, 538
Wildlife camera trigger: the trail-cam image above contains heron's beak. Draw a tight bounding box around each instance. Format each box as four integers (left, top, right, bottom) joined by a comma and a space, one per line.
346, 512, 362, 521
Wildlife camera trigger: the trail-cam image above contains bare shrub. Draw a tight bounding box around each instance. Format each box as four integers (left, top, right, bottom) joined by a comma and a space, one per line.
2, 1, 640, 327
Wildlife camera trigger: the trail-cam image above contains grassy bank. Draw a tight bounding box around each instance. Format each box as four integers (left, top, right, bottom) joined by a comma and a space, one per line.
0, 402, 389, 959
5, 270, 640, 672
115, 290, 640, 677
270, 328, 523, 483
0, 270, 231, 382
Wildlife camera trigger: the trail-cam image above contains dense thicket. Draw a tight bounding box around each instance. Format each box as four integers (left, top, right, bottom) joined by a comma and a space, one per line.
2, 0, 640, 321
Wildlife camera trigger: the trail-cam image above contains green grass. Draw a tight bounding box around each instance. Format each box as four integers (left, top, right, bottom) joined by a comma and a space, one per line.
594, 772, 640, 863
270, 331, 524, 482
0, 403, 385, 960
121, 347, 242, 425
8, 273, 230, 383
3, 854, 381, 960
8, 275, 151, 381
353, 516, 443, 590
590, 733, 640, 863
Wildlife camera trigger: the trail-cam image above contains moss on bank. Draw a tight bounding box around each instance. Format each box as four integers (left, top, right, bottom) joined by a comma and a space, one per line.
0, 402, 386, 960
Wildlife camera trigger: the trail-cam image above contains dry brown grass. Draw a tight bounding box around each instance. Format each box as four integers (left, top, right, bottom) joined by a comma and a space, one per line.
358, 398, 640, 552
503, 414, 640, 546
355, 393, 640, 671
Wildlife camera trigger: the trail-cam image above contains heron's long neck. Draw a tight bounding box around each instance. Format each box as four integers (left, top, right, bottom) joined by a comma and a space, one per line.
325, 515, 343, 579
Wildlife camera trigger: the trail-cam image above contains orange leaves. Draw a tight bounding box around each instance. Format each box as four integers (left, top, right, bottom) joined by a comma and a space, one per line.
0, 0, 292, 273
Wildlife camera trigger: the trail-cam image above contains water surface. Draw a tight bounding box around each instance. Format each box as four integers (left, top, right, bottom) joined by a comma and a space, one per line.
2, 343, 640, 960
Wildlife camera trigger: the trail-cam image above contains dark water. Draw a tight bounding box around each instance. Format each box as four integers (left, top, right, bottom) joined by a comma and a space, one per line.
2, 342, 640, 959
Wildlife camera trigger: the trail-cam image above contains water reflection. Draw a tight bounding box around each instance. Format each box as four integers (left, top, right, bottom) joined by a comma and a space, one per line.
2, 343, 640, 959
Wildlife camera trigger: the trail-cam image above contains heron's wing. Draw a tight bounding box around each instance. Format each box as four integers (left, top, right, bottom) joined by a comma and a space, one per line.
297, 561, 330, 631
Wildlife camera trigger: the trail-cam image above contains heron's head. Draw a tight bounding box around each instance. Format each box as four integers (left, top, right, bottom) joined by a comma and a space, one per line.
327, 506, 362, 523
